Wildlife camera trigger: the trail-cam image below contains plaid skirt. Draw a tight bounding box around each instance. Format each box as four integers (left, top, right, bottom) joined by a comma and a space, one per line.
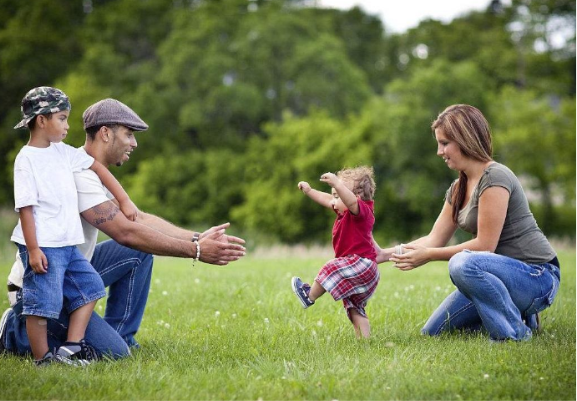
315, 254, 380, 321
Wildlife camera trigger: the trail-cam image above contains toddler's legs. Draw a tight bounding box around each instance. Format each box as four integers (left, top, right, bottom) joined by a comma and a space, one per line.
67, 300, 97, 342
309, 281, 326, 302
349, 309, 370, 339
26, 316, 49, 360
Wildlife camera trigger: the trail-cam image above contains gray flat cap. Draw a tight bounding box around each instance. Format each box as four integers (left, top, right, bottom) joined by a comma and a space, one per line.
83, 98, 148, 131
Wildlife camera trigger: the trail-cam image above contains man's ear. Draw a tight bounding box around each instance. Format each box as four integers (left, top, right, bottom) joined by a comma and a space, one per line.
99, 126, 109, 143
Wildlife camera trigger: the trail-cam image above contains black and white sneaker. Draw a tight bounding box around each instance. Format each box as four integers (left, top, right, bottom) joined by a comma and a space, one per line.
0, 307, 12, 354
55, 339, 99, 366
291, 277, 314, 309
35, 351, 55, 367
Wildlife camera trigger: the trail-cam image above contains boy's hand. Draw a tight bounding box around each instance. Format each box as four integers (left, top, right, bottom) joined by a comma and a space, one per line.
29, 248, 48, 273
320, 172, 339, 187
298, 181, 311, 194
119, 199, 139, 221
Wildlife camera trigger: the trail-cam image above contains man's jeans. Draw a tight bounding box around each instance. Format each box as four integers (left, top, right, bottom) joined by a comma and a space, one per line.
422, 250, 561, 341
3, 240, 153, 358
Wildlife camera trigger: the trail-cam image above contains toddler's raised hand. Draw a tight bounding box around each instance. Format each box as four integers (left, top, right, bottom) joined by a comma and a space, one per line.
320, 172, 339, 187
298, 181, 311, 194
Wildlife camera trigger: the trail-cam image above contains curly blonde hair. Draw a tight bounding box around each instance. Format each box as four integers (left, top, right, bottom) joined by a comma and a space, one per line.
337, 166, 376, 201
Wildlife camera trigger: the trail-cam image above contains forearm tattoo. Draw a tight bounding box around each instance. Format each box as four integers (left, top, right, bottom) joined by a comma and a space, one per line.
92, 202, 120, 226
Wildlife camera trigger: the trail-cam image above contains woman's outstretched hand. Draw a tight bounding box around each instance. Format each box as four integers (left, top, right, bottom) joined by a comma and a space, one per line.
389, 244, 430, 271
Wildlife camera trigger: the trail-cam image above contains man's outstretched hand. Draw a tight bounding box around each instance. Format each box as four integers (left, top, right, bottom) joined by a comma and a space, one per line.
199, 223, 246, 265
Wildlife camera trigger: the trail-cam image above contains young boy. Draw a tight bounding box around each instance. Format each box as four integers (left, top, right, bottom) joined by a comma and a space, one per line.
11, 87, 137, 366
292, 166, 379, 338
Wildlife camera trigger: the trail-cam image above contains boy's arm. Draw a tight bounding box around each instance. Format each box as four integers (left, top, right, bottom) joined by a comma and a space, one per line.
298, 181, 333, 209
19, 206, 47, 273
89, 161, 138, 221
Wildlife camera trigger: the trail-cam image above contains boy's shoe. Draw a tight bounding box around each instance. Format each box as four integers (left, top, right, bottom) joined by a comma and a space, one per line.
55, 339, 99, 366
0, 307, 12, 353
291, 277, 314, 309
35, 351, 55, 367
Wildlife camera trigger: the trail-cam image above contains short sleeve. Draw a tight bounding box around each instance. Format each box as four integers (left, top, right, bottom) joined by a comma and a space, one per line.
61, 143, 94, 173
75, 169, 114, 213
445, 179, 458, 205
352, 199, 374, 220
13, 154, 38, 212
478, 166, 513, 197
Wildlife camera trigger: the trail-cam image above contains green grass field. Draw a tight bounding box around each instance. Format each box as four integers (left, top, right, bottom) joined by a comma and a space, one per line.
0, 249, 575, 400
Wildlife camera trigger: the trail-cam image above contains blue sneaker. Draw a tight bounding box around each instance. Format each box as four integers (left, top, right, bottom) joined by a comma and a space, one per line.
291, 277, 314, 309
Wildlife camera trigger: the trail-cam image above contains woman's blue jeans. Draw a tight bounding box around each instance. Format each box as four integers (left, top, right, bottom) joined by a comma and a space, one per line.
422, 250, 560, 341
3, 240, 153, 359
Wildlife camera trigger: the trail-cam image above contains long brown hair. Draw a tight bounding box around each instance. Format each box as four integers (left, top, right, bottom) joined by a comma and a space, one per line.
431, 104, 493, 223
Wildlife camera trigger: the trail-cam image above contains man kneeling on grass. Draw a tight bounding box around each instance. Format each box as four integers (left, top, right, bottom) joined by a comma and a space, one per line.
0, 98, 246, 363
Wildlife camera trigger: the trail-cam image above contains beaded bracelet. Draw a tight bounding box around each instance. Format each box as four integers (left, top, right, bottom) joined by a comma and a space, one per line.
192, 234, 201, 266
194, 241, 201, 266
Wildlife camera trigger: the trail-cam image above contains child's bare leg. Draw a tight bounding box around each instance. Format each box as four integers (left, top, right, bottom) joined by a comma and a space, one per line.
26, 316, 49, 360
309, 281, 326, 302
67, 301, 97, 342
349, 309, 370, 339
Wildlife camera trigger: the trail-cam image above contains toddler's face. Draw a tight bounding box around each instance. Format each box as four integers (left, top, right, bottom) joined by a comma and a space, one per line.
330, 180, 354, 213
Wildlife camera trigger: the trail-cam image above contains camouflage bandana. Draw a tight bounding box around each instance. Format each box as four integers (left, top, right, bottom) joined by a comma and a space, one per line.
14, 86, 71, 129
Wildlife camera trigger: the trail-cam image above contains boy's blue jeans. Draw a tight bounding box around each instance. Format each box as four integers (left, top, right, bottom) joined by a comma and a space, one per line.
4, 240, 153, 358
422, 250, 561, 341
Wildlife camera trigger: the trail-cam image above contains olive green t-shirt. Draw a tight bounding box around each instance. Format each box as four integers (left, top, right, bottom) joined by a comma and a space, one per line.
446, 162, 556, 264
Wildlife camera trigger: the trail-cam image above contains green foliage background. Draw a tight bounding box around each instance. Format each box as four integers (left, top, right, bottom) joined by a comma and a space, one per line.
0, 0, 574, 244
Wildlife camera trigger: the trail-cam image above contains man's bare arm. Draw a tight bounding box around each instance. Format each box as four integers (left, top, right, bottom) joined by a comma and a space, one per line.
82, 200, 245, 264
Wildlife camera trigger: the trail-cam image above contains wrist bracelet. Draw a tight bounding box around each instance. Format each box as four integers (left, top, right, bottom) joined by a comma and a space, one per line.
195, 241, 201, 265
192, 234, 200, 266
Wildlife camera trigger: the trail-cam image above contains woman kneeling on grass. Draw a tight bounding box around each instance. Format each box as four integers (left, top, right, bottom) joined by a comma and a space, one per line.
377, 104, 560, 342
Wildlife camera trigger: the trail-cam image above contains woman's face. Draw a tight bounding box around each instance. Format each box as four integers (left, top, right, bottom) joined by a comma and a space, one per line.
435, 128, 465, 171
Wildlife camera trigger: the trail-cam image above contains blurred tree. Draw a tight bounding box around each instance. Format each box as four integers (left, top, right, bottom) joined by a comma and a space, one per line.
507, 0, 576, 94
232, 110, 375, 243
367, 59, 491, 241
490, 86, 576, 234
126, 148, 245, 226
0, 0, 86, 203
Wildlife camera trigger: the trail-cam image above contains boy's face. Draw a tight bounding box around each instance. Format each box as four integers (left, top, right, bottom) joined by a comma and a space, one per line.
42, 110, 70, 143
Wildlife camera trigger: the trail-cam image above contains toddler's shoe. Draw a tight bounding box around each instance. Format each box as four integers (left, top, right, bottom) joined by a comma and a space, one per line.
291, 277, 314, 309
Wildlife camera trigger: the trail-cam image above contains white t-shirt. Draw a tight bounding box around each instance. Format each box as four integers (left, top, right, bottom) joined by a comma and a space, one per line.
8, 146, 113, 299
11, 142, 95, 247
75, 147, 115, 261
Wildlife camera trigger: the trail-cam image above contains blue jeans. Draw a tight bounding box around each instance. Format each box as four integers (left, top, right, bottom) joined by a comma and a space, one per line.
3, 240, 153, 358
422, 250, 560, 341
17, 244, 106, 319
